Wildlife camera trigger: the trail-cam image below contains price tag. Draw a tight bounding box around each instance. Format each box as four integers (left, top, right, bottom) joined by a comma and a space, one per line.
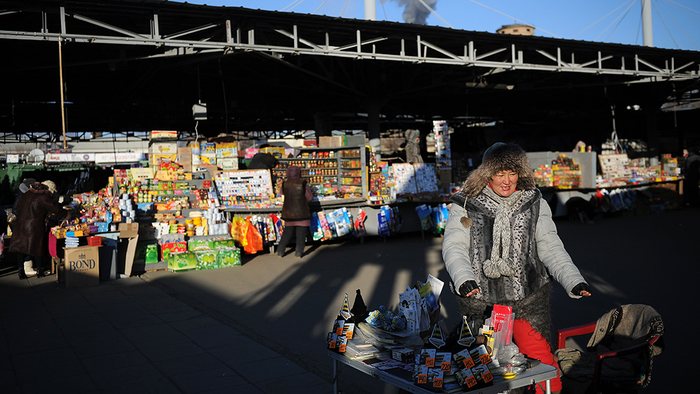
483, 370, 493, 383
462, 358, 475, 369
425, 357, 435, 368
433, 377, 443, 388
479, 353, 492, 365
465, 375, 477, 388
417, 374, 428, 384
440, 361, 451, 372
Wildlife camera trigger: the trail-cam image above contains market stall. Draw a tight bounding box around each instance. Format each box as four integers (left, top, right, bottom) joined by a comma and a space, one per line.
529, 149, 683, 217
41, 129, 686, 286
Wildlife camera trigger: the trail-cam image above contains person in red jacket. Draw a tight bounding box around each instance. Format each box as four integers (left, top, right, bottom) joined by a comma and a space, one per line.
9, 180, 70, 279
277, 166, 313, 258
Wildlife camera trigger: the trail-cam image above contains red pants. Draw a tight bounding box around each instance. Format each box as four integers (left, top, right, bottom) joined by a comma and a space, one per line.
513, 318, 562, 393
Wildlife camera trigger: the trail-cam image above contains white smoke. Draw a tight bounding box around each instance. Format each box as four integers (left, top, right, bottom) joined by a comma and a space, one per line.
382, 0, 438, 25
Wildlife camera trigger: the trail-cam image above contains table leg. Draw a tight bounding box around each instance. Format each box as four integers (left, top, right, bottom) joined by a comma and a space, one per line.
333, 357, 338, 394
546, 378, 551, 394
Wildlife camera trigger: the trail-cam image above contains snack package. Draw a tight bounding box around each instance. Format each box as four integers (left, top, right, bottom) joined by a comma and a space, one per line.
413, 365, 444, 390
416, 348, 437, 368
195, 250, 219, 270
167, 251, 197, 272
216, 247, 241, 267
354, 209, 367, 237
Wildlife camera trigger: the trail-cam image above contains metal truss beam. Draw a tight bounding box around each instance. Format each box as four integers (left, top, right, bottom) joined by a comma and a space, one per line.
1, 3, 698, 82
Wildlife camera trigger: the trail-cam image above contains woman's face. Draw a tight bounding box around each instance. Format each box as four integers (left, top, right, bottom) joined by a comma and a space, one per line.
489, 170, 518, 197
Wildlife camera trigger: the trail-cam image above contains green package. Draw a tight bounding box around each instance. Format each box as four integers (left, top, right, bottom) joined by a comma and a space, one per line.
212, 238, 236, 250
188, 239, 214, 252
168, 252, 197, 272
195, 250, 219, 270
217, 247, 241, 267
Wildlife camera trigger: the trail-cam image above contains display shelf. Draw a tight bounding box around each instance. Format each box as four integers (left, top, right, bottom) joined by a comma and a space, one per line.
214, 169, 275, 209
273, 146, 367, 204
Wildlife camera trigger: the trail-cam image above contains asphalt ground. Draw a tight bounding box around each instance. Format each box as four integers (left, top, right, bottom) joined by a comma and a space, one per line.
1, 205, 696, 393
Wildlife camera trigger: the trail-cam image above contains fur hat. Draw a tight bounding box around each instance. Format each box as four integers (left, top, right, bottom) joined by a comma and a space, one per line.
41, 180, 58, 194
461, 142, 536, 197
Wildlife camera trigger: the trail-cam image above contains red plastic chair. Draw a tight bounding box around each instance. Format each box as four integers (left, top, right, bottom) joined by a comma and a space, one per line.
555, 305, 664, 394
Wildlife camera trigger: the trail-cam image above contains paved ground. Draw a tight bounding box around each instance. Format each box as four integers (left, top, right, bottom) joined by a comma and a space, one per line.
1, 205, 695, 393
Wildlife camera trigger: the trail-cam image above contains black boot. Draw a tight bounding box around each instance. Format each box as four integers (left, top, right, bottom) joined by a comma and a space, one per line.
18, 271, 28, 280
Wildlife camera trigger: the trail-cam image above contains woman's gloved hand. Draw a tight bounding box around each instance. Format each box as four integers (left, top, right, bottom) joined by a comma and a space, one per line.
571, 282, 592, 297
459, 280, 480, 297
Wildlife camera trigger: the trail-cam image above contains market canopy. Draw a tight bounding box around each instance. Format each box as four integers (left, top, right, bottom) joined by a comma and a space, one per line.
1, 0, 699, 147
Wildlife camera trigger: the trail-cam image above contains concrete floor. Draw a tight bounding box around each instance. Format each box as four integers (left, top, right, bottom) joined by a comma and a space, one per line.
2, 206, 695, 393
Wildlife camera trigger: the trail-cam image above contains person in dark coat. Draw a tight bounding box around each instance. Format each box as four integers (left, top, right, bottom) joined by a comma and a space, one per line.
12, 177, 37, 215
247, 152, 278, 170
8, 181, 70, 279
277, 166, 313, 258
684, 146, 700, 207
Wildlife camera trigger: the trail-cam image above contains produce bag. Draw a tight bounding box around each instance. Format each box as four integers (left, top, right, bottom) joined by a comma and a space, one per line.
243, 218, 263, 254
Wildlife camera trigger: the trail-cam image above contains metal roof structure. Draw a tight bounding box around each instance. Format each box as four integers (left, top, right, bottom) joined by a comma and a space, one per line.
1, 0, 699, 148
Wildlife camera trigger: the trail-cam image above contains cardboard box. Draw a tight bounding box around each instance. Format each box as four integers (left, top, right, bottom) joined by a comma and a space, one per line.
218, 158, 238, 170
64, 246, 100, 287
150, 154, 177, 166
319, 136, 345, 148
344, 135, 366, 147
129, 167, 155, 181
179, 152, 193, 163
118, 223, 139, 277
51, 256, 61, 275
150, 141, 178, 154
319, 136, 332, 148
150, 130, 178, 140
119, 223, 139, 238
216, 147, 237, 158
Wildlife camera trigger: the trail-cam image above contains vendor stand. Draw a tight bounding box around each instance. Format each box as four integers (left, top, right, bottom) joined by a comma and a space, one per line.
326, 277, 558, 394
329, 350, 557, 394
224, 143, 452, 246
528, 151, 683, 217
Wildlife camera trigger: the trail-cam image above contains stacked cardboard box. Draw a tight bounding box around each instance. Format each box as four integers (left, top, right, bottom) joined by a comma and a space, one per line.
178, 147, 193, 172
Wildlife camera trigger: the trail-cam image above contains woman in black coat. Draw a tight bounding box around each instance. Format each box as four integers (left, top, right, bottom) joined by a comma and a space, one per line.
8, 181, 70, 279
277, 166, 313, 258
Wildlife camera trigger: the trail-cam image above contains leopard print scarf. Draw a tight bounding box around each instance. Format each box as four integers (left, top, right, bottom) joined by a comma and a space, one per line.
481, 186, 524, 278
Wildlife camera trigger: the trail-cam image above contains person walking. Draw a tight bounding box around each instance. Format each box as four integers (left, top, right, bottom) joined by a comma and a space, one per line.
9, 180, 70, 279
277, 165, 313, 258
442, 142, 591, 394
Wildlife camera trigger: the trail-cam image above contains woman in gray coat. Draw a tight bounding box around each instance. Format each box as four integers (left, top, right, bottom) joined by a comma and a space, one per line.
442, 143, 591, 394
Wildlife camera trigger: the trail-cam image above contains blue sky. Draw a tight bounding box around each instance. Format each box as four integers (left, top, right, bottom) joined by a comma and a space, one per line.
179, 0, 700, 51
